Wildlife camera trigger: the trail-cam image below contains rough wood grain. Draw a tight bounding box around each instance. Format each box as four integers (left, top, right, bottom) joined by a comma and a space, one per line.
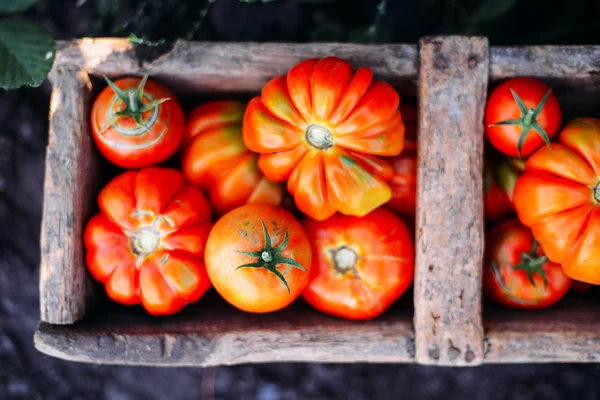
34, 295, 415, 366
54, 39, 418, 94
39, 68, 100, 324
484, 297, 600, 363
414, 36, 488, 366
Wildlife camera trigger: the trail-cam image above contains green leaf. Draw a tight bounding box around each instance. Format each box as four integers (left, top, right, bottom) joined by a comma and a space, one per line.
0, 19, 55, 89
470, 0, 518, 24
0, 0, 39, 15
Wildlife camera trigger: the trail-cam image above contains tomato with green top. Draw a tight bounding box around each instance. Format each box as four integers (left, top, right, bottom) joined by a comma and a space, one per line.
205, 204, 311, 313
243, 56, 406, 221
91, 76, 185, 168
484, 219, 570, 309
181, 100, 285, 215
514, 117, 600, 284
485, 78, 561, 158
84, 168, 213, 315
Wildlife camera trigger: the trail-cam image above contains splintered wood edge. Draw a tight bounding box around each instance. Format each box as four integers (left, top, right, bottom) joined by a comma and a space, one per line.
414, 36, 488, 366
39, 69, 98, 324
33, 321, 416, 366
53, 39, 418, 93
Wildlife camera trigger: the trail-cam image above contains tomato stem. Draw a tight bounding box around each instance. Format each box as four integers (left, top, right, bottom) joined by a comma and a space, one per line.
594, 182, 600, 203
330, 245, 360, 276
236, 219, 307, 293
512, 239, 548, 289
305, 124, 334, 150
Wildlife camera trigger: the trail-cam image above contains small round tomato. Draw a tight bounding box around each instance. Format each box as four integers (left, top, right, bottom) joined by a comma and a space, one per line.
484, 219, 570, 309
181, 100, 285, 215
303, 208, 414, 320
91, 75, 185, 168
205, 204, 311, 313
485, 78, 561, 157
243, 57, 405, 221
484, 156, 524, 221
84, 168, 213, 315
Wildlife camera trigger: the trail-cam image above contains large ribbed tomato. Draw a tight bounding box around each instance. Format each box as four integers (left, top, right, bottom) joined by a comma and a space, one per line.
243, 57, 405, 221
84, 168, 213, 315
484, 219, 570, 309
181, 100, 285, 215
514, 118, 600, 284
303, 208, 414, 320
91, 76, 184, 168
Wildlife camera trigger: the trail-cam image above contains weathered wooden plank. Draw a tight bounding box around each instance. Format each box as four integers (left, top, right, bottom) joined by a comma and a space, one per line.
490, 46, 600, 80
54, 39, 418, 93
34, 297, 415, 366
39, 68, 99, 324
414, 36, 488, 366
484, 298, 600, 363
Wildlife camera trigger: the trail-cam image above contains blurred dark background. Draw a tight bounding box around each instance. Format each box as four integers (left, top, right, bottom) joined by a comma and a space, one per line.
1, 0, 600, 399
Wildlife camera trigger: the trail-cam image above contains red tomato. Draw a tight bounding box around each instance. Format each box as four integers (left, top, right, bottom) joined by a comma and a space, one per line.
91, 76, 185, 168
485, 78, 561, 157
205, 204, 312, 313
484, 219, 570, 309
484, 156, 525, 222
84, 168, 213, 315
303, 208, 414, 320
181, 100, 285, 215
243, 57, 405, 221
514, 118, 600, 284
387, 152, 417, 217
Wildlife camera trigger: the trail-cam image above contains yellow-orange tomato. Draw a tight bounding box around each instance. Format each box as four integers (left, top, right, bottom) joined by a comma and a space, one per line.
205, 204, 312, 313
181, 101, 285, 215
243, 57, 405, 221
303, 208, 414, 320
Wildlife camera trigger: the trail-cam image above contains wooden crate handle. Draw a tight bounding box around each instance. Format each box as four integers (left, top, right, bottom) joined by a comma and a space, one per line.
414, 36, 489, 366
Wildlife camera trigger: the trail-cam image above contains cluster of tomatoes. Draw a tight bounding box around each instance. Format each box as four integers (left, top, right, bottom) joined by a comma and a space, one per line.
84, 57, 416, 319
483, 77, 599, 309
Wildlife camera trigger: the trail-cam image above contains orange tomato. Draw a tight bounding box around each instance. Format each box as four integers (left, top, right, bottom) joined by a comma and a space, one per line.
205, 204, 312, 313
181, 100, 285, 215
303, 208, 414, 320
514, 118, 600, 284
91, 76, 184, 168
484, 219, 570, 309
243, 57, 405, 221
84, 168, 213, 315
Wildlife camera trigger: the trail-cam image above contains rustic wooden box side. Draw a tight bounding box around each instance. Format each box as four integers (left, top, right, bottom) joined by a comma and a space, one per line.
484, 45, 600, 363
37, 39, 419, 365
414, 36, 488, 366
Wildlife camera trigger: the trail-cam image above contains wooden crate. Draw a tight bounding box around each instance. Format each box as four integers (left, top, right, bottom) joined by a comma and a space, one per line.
34, 37, 600, 367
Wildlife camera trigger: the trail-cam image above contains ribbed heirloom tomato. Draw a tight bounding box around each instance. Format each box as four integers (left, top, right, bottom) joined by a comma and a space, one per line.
303, 208, 414, 320
205, 204, 311, 313
84, 168, 213, 315
91, 76, 185, 168
485, 78, 561, 158
181, 101, 285, 215
484, 219, 570, 309
243, 57, 405, 221
514, 118, 600, 284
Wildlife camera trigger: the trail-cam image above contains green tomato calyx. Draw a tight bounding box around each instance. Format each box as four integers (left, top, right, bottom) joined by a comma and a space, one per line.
236, 219, 306, 294
512, 239, 548, 290
490, 88, 553, 158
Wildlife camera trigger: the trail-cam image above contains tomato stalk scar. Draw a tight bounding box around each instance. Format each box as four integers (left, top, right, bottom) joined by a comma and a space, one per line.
594, 181, 600, 203
305, 124, 333, 149
330, 246, 360, 276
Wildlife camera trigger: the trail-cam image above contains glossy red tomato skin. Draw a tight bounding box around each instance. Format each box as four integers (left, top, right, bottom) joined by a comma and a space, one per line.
91, 78, 185, 168
302, 208, 414, 320
484, 219, 570, 309
485, 78, 561, 157
181, 100, 285, 215
484, 160, 513, 222
84, 168, 213, 315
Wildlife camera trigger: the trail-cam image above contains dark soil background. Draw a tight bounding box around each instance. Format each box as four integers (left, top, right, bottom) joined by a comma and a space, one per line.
1, 0, 600, 399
